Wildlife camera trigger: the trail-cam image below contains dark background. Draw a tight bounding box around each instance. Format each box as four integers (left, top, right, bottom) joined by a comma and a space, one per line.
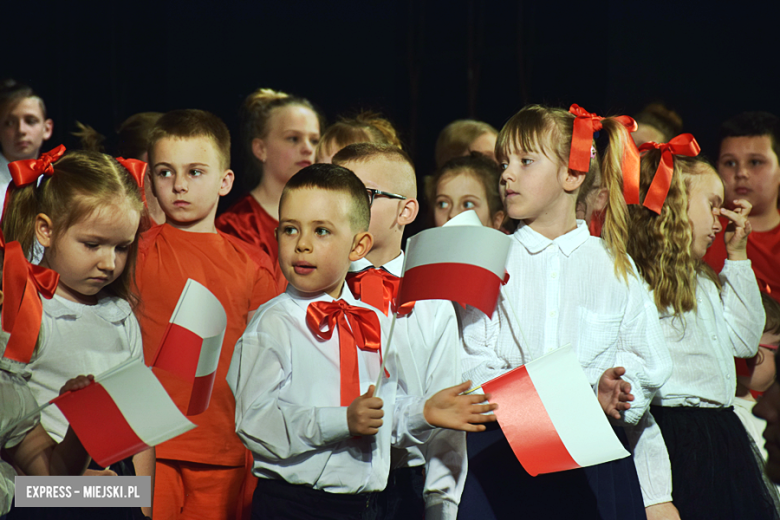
5, 0, 779, 215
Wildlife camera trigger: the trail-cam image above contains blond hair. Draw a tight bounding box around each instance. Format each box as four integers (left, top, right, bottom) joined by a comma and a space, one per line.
435, 119, 498, 168
316, 111, 401, 162
496, 105, 634, 281
2, 150, 145, 304
148, 109, 231, 170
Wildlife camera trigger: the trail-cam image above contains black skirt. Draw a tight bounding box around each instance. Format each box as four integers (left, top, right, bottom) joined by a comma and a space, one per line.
652, 405, 780, 520
457, 423, 645, 520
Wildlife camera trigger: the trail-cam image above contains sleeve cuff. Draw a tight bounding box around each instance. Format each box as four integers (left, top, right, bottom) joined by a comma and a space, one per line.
407, 399, 434, 438
644, 495, 674, 508
317, 407, 351, 444
424, 496, 459, 520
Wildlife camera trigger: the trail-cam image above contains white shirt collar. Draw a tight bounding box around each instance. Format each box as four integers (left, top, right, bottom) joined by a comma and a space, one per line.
513, 220, 590, 257
349, 251, 405, 278
285, 282, 360, 311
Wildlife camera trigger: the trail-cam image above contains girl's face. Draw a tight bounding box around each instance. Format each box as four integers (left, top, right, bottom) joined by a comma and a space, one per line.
434, 171, 495, 228
687, 172, 724, 260
255, 105, 320, 184
37, 202, 140, 305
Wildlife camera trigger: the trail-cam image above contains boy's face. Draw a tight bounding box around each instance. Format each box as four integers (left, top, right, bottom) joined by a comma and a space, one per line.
277, 187, 369, 298
150, 136, 233, 233
340, 158, 410, 253
718, 135, 780, 215
0, 97, 53, 161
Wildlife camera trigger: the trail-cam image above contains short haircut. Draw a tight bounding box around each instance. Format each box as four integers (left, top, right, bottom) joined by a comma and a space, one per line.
764, 292, 780, 336
148, 109, 231, 169
316, 111, 402, 161
281, 163, 370, 232
332, 142, 417, 198
435, 119, 498, 168
0, 79, 47, 118
720, 111, 780, 162
634, 103, 683, 142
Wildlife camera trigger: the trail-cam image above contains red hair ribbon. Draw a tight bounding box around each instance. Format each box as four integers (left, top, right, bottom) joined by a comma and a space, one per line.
1, 240, 59, 364
568, 105, 641, 205
637, 134, 701, 214
306, 299, 383, 406
7, 144, 66, 187
346, 268, 414, 317
115, 157, 147, 190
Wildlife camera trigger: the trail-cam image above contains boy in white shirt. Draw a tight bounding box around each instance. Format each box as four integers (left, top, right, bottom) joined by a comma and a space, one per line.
333, 143, 466, 520
227, 164, 496, 520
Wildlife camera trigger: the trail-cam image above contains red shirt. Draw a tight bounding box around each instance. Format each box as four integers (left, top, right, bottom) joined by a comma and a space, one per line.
135, 224, 278, 465
217, 194, 286, 291
703, 214, 780, 302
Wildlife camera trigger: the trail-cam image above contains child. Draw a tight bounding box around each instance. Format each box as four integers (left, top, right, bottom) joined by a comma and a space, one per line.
458, 104, 672, 520
735, 293, 780, 466
1, 148, 153, 519
625, 140, 780, 519
1, 370, 92, 515
315, 110, 402, 164
0, 80, 53, 211
217, 88, 322, 289
704, 111, 780, 302
754, 337, 780, 484
427, 154, 505, 229
333, 143, 466, 519
135, 109, 277, 520
227, 163, 497, 520
435, 119, 498, 167
631, 103, 683, 146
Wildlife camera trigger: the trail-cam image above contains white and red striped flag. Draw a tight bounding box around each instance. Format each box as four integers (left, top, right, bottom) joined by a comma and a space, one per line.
52, 358, 195, 468
151, 279, 227, 416
482, 346, 630, 476
396, 210, 511, 316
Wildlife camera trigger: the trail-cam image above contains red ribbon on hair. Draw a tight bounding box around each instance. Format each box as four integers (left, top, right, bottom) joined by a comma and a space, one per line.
637, 134, 701, 214
7, 145, 66, 187
1, 239, 59, 364
306, 299, 383, 406
346, 268, 414, 317
568, 105, 641, 205
115, 157, 147, 190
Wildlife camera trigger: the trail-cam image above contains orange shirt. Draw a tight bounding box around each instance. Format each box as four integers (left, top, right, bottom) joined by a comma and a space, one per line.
135, 224, 278, 466
703, 214, 780, 302
216, 194, 286, 292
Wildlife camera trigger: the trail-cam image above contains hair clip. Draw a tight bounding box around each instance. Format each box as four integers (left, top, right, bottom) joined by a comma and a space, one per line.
590, 146, 597, 158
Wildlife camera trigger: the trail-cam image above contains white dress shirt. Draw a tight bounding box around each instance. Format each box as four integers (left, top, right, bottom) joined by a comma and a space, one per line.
20, 293, 144, 442
0, 153, 12, 215
350, 253, 467, 519
459, 221, 672, 425
629, 260, 763, 505
227, 283, 431, 494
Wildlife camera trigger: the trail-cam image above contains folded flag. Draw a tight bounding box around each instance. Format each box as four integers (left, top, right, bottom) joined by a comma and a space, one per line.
482, 346, 630, 476
151, 279, 227, 415
397, 210, 511, 316
52, 358, 195, 468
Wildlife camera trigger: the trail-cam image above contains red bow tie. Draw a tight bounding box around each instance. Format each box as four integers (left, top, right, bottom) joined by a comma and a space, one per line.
1, 239, 59, 363
306, 299, 382, 406
346, 268, 415, 317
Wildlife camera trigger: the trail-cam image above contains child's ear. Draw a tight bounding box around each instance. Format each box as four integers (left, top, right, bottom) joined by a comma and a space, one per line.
35, 213, 55, 248
562, 167, 586, 193
219, 169, 235, 196
397, 198, 419, 226
43, 119, 53, 141
349, 231, 374, 262
252, 138, 268, 163
491, 210, 506, 230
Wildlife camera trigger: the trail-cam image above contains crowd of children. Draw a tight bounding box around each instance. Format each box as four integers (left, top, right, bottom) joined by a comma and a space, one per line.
1, 76, 780, 520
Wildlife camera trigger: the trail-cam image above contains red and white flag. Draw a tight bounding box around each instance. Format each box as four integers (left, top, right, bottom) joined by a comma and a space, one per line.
151, 279, 227, 415
482, 346, 629, 476
397, 210, 511, 316
52, 358, 195, 468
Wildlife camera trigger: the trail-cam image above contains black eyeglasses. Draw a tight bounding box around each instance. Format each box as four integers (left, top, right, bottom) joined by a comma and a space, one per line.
365, 188, 407, 206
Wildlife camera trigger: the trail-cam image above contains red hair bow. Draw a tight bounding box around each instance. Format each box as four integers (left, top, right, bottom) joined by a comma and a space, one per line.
306, 299, 382, 406
637, 134, 701, 214
7, 144, 66, 187
568, 105, 641, 205
115, 157, 147, 190
1, 239, 59, 364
